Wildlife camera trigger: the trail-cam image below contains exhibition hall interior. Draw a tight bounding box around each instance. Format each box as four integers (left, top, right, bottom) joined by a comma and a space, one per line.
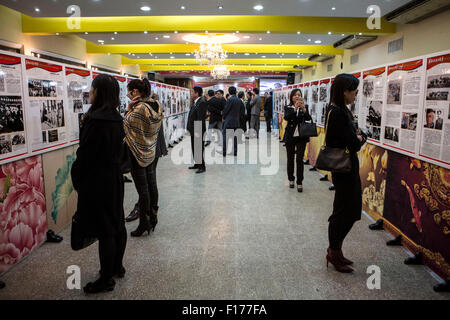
0, 0, 449, 301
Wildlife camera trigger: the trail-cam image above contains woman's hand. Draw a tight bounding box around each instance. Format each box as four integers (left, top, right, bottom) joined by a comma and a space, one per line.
296, 99, 306, 113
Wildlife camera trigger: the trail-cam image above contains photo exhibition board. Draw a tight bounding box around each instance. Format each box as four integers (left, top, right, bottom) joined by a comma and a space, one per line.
64, 66, 91, 144
0, 51, 29, 165
350, 72, 363, 129
317, 78, 331, 128
25, 57, 69, 155
309, 80, 319, 123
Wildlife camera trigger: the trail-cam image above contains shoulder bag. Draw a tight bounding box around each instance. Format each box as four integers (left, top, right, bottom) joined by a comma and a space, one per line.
315, 108, 352, 173
299, 120, 318, 138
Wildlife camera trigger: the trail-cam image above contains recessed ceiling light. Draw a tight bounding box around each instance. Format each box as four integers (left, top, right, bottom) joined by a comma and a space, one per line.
140, 6, 151, 12
155, 56, 158, 58
342, 34, 345, 36
180, 6, 185, 10
174, 31, 178, 34
359, 32, 362, 35
261, 55, 266, 58
297, 31, 301, 35
253, 5, 264, 11
111, 37, 115, 40
280, 42, 282, 45
234, 52, 236, 54
205, 30, 208, 34
85, 32, 89, 35
132, 53, 135, 56
332, 7, 336, 10
259, 37, 262, 40
218, 5, 223, 10
185, 53, 191, 56
56, 33, 60, 35
114, 32, 118, 35
328, 32, 332, 35
243, 36, 250, 39
170, 56, 175, 59
314, 40, 322, 43
98, 40, 104, 43
236, 31, 240, 34
163, 35, 170, 38
137, 56, 140, 58
308, 39, 311, 42
35, 7, 40, 12
155, 37, 159, 40
144, 31, 148, 34
245, 53, 250, 56
266, 30, 270, 34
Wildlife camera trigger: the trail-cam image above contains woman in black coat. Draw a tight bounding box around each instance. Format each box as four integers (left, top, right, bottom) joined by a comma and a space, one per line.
283, 89, 311, 192
71, 74, 127, 293
324, 73, 367, 273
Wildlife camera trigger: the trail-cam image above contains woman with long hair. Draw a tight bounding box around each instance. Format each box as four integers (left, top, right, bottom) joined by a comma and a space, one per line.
283, 89, 311, 192
71, 74, 127, 293
124, 78, 163, 237
325, 73, 367, 273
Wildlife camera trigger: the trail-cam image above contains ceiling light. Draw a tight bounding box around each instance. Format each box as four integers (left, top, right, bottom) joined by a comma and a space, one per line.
253, 5, 264, 11
297, 31, 301, 35
111, 37, 114, 40
328, 32, 332, 35
35, 7, 40, 12
144, 31, 148, 34
243, 36, 250, 39
132, 53, 135, 56
155, 37, 159, 40
180, 6, 185, 10
174, 31, 178, 34
163, 35, 170, 38
85, 32, 89, 35
218, 5, 223, 10
140, 6, 151, 12
185, 53, 191, 56
137, 56, 140, 58
155, 56, 158, 58
236, 31, 240, 34
261, 55, 266, 58
245, 53, 250, 55
114, 32, 118, 35
259, 37, 262, 40
170, 52, 173, 54
97, 40, 104, 43
315, 40, 322, 43
280, 42, 282, 45
170, 56, 175, 59
359, 33, 362, 35
308, 38, 311, 42
342, 34, 345, 36
266, 30, 270, 34
56, 33, 60, 35
332, 7, 336, 10
205, 30, 208, 34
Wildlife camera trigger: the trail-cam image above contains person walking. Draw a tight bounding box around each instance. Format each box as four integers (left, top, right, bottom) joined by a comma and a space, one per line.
205, 89, 225, 147
71, 74, 127, 293
187, 86, 208, 173
264, 91, 273, 133
221, 86, 242, 156
325, 73, 367, 273
124, 78, 163, 237
249, 88, 261, 139
284, 89, 311, 192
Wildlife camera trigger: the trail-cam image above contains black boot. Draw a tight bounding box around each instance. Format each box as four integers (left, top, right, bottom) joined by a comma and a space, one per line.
83, 278, 115, 294
130, 210, 151, 237
150, 206, 158, 231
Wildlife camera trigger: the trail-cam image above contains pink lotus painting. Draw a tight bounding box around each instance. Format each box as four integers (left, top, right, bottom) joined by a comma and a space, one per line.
0, 156, 47, 274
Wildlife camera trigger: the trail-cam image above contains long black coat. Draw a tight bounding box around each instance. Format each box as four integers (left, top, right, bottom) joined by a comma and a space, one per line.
207, 96, 225, 123
283, 104, 312, 144
71, 108, 125, 238
187, 97, 208, 136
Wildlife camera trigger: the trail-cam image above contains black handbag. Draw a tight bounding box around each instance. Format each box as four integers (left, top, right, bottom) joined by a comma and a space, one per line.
315, 109, 352, 173
71, 211, 97, 251
299, 121, 318, 138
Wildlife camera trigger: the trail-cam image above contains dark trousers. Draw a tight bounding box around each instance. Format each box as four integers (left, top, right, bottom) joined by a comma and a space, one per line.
223, 127, 238, 156
266, 117, 272, 132
190, 133, 205, 168
328, 169, 362, 250
285, 138, 307, 185
98, 226, 127, 280
130, 153, 158, 215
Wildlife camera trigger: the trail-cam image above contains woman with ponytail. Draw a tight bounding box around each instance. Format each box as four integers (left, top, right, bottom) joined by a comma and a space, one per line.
123, 78, 163, 237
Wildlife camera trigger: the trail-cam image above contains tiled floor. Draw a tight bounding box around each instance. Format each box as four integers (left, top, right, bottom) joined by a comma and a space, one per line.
0, 131, 449, 300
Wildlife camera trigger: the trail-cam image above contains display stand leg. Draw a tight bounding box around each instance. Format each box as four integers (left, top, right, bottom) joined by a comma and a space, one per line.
320, 174, 328, 181
309, 166, 317, 171
0, 281, 5, 289
433, 278, 450, 292
386, 234, 402, 246
369, 219, 384, 230
404, 252, 422, 265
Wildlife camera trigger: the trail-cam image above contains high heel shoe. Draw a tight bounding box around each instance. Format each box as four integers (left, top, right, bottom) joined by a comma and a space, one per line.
149, 206, 158, 232
326, 248, 353, 273
337, 242, 353, 265
130, 211, 151, 237
83, 278, 115, 294
297, 185, 303, 193
289, 182, 294, 189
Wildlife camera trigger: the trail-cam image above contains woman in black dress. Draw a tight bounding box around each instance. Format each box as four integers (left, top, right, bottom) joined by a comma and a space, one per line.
325, 73, 367, 273
283, 89, 311, 192
71, 74, 127, 293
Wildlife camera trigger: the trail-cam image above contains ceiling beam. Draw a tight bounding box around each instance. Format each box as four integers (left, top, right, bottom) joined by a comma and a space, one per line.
121, 57, 317, 66
88, 43, 343, 55
22, 15, 396, 36
140, 65, 300, 72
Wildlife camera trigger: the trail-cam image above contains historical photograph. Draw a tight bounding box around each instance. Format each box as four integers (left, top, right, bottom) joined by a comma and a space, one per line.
363, 80, 374, 98
42, 131, 47, 143
68, 81, 83, 99
426, 89, 449, 101
0, 136, 12, 154
319, 87, 327, 102
73, 99, 83, 113
48, 129, 59, 143
303, 89, 309, 103
11, 134, 25, 146
0, 73, 5, 92
424, 108, 443, 130
366, 100, 382, 127
312, 88, 318, 103
41, 100, 65, 130
387, 80, 402, 105
0, 96, 24, 134
83, 92, 90, 105
401, 112, 418, 131
384, 126, 399, 142
28, 79, 57, 97
366, 125, 381, 141
427, 75, 450, 88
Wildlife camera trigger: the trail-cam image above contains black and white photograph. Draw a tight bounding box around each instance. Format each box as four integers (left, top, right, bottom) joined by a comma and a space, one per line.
28, 79, 57, 97
312, 88, 318, 103
42, 131, 47, 143
73, 99, 83, 113
426, 89, 449, 101
40, 100, 65, 130
78, 113, 84, 130
427, 75, 450, 88
304, 89, 309, 103
0, 96, 24, 134
363, 80, 374, 98
387, 80, 402, 105
401, 112, 418, 130
11, 134, 25, 146
0, 136, 12, 154
0, 73, 5, 92
366, 100, 382, 127
319, 87, 327, 102
384, 126, 399, 142
366, 125, 381, 141
48, 129, 59, 143
82, 91, 90, 105
68, 81, 83, 99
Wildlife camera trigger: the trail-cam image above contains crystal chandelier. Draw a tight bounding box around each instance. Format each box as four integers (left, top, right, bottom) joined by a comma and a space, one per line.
210, 65, 230, 79
194, 43, 228, 66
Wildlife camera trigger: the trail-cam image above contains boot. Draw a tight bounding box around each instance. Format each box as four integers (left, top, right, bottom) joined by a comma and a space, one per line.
149, 206, 158, 232
130, 210, 151, 237
326, 248, 353, 273
125, 203, 139, 222
337, 241, 353, 265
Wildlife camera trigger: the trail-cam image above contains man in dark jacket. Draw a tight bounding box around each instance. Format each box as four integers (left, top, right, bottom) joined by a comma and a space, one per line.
221, 86, 242, 156
245, 91, 253, 135
264, 91, 273, 133
187, 86, 207, 173
205, 89, 225, 147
